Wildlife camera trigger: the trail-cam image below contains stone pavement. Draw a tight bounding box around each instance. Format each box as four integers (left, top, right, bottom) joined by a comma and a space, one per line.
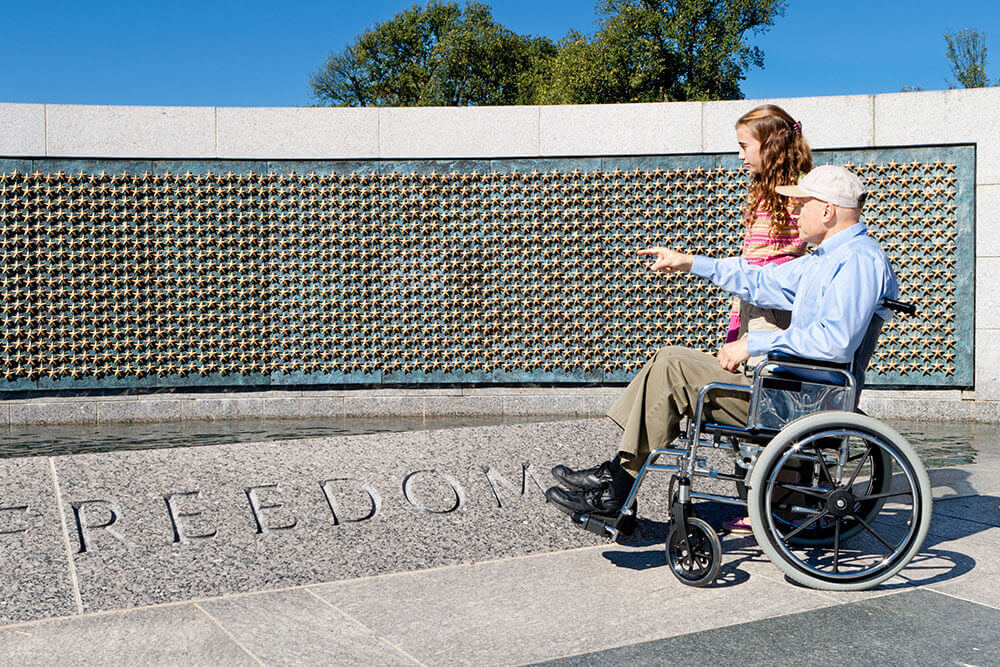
1, 423, 998, 665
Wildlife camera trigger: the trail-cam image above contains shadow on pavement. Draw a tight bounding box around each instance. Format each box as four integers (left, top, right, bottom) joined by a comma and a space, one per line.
593, 486, 993, 590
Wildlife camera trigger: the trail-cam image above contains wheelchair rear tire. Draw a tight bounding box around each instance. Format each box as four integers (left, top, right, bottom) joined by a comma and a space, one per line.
666, 517, 721, 587
748, 411, 931, 591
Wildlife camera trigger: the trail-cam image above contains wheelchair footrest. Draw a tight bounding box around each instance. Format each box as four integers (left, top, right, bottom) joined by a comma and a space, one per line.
571, 512, 616, 537
570, 504, 637, 539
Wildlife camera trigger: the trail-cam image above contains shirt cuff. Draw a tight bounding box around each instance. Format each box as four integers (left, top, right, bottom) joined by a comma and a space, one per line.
689, 255, 715, 278
747, 331, 779, 358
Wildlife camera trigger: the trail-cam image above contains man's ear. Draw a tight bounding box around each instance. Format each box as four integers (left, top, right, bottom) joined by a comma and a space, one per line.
823, 202, 837, 223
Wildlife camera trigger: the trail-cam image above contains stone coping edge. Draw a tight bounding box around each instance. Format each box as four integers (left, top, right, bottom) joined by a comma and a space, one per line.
0, 388, 991, 426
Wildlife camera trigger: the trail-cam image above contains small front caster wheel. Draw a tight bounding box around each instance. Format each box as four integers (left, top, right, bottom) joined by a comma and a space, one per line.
666, 517, 721, 587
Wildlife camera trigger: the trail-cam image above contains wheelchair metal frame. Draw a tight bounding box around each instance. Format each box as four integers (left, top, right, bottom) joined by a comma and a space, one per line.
613, 359, 859, 539
570, 349, 931, 591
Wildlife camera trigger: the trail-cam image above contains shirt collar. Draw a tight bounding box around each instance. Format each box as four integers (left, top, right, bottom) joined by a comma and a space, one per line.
813, 222, 867, 256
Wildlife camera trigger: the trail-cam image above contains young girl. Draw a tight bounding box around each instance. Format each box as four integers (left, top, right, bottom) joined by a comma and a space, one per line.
728, 104, 813, 355
725, 104, 813, 533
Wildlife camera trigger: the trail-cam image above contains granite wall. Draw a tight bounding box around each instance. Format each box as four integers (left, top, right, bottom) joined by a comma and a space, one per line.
1, 89, 998, 422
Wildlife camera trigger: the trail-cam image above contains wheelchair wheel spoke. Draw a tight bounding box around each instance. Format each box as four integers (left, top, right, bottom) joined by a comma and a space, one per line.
773, 481, 829, 500
853, 514, 895, 551
844, 445, 872, 490
859, 490, 913, 501
771, 488, 794, 510
833, 518, 842, 573
782, 509, 830, 540
810, 442, 836, 486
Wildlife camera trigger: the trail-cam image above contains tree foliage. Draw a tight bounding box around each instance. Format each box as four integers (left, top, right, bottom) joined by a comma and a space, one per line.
944, 28, 992, 88
539, 0, 786, 104
310, 0, 786, 106
310, 2, 555, 106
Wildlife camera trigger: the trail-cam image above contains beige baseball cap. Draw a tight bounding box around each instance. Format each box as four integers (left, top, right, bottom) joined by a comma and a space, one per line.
775, 165, 867, 208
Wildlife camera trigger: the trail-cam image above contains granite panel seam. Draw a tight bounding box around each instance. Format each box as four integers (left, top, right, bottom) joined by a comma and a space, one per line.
869, 95, 876, 147
48, 457, 84, 616
536, 105, 541, 154
192, 602, 266, 665
302, 587, 423, 665
924, 588, 1000, 613
700, 101, 706, 153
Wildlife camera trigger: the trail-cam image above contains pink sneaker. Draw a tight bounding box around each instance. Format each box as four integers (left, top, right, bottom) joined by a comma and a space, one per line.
723, 516, 753, 534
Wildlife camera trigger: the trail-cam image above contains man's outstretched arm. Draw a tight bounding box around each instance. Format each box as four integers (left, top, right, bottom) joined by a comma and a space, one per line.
638, 247, 804, 311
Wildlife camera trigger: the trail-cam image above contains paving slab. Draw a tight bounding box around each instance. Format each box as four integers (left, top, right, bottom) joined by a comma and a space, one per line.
197, 588, 415, 665
3, 414, 992, 630
537, 589, 1000, 666
929, 570, 1000, 611
0, 603, 254, 665
929, 465, 1000, 498
863, 504, 999, 607
715, 521, 955, 601
932, 493, 1000, 527
0, 457, 78, 624
310, 542, 841, 666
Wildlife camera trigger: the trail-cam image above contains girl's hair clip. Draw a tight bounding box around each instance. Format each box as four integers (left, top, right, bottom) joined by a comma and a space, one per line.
792, 120, 802, 136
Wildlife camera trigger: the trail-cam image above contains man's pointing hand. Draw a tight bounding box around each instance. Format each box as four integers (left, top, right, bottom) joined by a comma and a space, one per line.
637, 247, 694, 273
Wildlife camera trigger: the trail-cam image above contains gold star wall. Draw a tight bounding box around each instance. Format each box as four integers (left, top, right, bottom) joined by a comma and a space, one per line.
0, 148, 974, 391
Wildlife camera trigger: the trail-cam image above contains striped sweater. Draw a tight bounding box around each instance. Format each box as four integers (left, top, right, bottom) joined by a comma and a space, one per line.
741, 207, 807, 266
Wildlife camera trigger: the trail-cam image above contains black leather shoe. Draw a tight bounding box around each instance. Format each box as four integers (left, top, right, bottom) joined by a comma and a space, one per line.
551, 460, 615, 491
546, 483, 624, 517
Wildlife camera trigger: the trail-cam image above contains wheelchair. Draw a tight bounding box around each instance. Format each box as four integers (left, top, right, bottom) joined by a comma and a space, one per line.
569, 299, 932, 591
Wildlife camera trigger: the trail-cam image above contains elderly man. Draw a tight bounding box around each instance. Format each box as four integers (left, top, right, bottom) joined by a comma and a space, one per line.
546, 165, 899, 518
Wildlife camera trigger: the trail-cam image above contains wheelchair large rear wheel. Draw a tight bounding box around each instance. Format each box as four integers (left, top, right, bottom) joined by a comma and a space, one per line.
748, 411, 931, 591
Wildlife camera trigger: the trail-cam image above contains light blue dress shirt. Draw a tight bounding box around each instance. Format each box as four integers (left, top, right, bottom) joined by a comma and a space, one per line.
690, 222, 898, 364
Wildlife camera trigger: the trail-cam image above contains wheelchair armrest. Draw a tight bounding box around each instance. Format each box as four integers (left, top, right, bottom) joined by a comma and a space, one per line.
765, 353, 851, 371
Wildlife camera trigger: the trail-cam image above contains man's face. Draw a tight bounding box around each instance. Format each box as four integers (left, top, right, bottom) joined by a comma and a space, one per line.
792, 197, 830, 244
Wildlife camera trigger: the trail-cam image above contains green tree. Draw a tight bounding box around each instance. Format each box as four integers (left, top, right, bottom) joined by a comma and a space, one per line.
310, 1, 555, 106
944, 28, 992, 88
538, 0, 787, 103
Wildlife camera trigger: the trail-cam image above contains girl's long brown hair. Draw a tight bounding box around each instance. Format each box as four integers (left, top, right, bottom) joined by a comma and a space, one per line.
736, 105, 812, 231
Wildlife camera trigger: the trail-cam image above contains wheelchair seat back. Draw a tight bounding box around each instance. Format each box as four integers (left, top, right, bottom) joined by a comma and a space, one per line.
748, 315, 885, 431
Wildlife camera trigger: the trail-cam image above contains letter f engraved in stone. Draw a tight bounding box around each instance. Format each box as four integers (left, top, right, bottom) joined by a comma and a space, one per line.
245, 484, 297, 534
319, 479, 382, 525
71, 500, 138, 553
164, 491, 218, 545
484, 463, 546, 508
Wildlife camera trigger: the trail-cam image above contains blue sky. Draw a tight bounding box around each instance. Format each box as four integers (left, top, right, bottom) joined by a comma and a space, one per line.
1, 0, 998, 107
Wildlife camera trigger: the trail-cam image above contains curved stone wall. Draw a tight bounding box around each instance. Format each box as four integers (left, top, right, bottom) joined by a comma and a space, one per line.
1, 90, 998, 419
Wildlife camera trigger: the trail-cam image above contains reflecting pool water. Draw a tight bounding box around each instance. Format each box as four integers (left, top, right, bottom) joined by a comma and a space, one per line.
0, 415, 991, 468
0, 415, 554, 460
885, 419, 984, 468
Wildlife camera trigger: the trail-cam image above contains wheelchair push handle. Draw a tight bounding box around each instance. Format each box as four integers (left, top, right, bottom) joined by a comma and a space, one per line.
881, 298, 916, 316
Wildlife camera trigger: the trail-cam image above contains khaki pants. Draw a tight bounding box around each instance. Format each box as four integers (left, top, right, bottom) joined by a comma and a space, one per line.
608, 346, 751, 476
